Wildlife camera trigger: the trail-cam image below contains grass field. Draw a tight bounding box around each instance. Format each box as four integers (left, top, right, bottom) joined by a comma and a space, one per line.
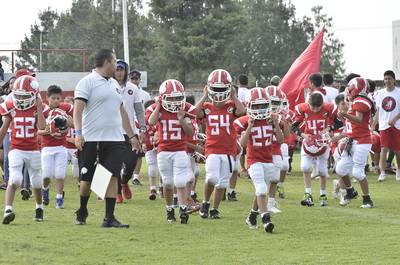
0, 153, 399, 265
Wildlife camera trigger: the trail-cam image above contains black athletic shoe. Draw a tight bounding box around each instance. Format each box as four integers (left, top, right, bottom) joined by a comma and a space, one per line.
2, 209, 15, 225
132, 178, 142, 186
199, 202, 210, 219
261, 213, 274, 233
246, 211, 258, 229
209, 208, 220, 219
166, 208, 176, 224
34, 208, 43, 222
21, 188, 30, 201
344, 187, 358, 201
101, 217, 129, 228
75, 208, 88, 225
361, 195, 374, 208
191, 192, 199, 203
227, 191, 238, 201
300, 193, 314, 207
173, 197, 178, 208
179, 206, 189, 224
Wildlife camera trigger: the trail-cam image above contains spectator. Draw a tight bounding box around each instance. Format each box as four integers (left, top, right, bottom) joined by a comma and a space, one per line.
237, 74, 248, 103
270, 75, 281, 86
0, 61, 4, 81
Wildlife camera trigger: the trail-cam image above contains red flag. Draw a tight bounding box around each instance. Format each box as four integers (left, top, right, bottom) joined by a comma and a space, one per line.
279, 28, 324, 110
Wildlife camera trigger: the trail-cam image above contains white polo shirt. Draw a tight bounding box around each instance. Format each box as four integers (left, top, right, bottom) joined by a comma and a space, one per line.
119, 81, 141, 134
238, 86, 248, 103
375, 87, 400, 130
323, 86, 339, 104
75, 70, 124, 142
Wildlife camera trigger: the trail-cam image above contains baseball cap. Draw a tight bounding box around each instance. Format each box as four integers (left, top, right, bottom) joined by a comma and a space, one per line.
116, 59, 128, 69
16, 68, 35, 78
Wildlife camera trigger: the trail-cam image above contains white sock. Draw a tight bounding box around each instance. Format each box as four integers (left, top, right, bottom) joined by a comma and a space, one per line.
305, 188, 312, 194
36, 203, 43, 209
190, 190, 195, 196
166, 205, 173, 210
150, 186, 156, 190
133, 174, 139, 179
320, 190, 327, 196
5, 205, 12, 212
268, 197, 275, 204
56, 193, 63, 199
42, 186, 49, 191
173, 194, 178, 199
228, 188, 236, 193
277, 182, 283, 187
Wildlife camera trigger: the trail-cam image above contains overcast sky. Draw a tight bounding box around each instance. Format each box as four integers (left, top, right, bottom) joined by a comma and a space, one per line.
1, 0, 400, 79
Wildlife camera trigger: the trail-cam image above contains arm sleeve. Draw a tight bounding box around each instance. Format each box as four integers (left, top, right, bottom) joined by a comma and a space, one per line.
74, 78, 90, 101
134, 102, 146, 129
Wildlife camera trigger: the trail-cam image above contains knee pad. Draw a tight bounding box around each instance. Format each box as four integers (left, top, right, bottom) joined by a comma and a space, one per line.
215, 176, 229, 189
9, 174, 22, 188
352, 166, 366, 181
270, 166, 280, 183
161, 175, 174, 188
174, 175, 189, 188
300, 163, 313, 173
30, 171, 42, 189
280, 158, 289, 171
148, 164, 158, 178
205, 174, 218, 186
254, 181, 267, 196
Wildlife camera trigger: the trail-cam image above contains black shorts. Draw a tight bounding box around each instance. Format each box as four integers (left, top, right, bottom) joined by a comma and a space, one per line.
78, 141, 125, 182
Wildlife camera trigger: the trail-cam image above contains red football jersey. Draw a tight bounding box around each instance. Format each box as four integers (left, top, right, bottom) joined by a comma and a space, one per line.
234, 115, 276, 166
345, 97, 372, 144
294, 102, 336, 135
0, 100, 49, 151
42, 102, 73, 147
146, 102, 197, 152
186, 119, 202, 154
144, 124, 157, 152
65, 127, 76, 149
203, 101, 238, 157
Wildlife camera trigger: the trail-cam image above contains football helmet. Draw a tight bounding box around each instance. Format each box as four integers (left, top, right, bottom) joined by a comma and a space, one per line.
303, 133, 330, 156
159, 79, 186, 113
246, 87, 271, 120
12, 75, 39, 110
207, 69, 232, 102
265, 85, 285, 112
47, 108, 69, 134
345, 77, 368, 101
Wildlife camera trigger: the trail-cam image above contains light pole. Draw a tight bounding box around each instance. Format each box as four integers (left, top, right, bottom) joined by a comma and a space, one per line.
122, 0, 129, 66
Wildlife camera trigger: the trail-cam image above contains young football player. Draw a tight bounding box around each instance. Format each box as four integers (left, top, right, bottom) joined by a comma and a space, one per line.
292, 92, 337, 207
147, 79, 196, 224
64, 96, 79, 181
0, 75, 47, 224
195, 69, 245, 219
38, 85, 73, 208
234, 87, 284, 233
335, 77, 374, 208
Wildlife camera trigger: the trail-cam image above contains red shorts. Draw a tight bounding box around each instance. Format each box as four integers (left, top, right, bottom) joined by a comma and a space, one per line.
380, 127, 400, 152
371, 133, 381, 154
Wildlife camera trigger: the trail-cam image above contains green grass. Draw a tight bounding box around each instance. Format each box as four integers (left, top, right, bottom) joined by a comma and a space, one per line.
0, 153, 400, 265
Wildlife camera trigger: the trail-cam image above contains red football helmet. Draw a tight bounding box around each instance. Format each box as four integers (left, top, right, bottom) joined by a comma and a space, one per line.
265, 85, 285, 112
159, 79, 186, 113
345, 77, 368, 101
195, 132, 207, 145
207, 69, 232, 102
47, 108, 69, 134
12, 75, 39, 110
303, 133, 330, 156
246, 87, 271, 120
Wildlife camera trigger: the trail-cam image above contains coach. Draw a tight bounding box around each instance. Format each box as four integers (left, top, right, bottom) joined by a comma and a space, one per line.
73, 49, 140, 228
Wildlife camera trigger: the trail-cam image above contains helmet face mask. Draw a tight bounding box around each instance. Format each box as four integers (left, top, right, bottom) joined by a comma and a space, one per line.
248, 101, 271, 120
12, 90, 36, 110
161, 93, 185, 113
270, 98, 282, 113
207, 85, 231, 102
207, 69, 232, 103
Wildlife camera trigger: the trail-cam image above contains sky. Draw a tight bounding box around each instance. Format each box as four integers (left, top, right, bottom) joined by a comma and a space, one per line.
1, 0, 400, 79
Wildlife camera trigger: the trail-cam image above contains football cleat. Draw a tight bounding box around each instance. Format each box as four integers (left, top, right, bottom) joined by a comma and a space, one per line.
34, 208, 43, 222
261, 213, 274, 233
245, 211, 258, 229
360, 195, 374, 209
377, 173, 386, 182
21, 188, 30, 201
166, 208, 176, 224
209, 208, 220, 219
75, 208, 88, 225
199, 202, 210, 219
227, 190, 238, 201
179, 206, 189, 224
319, 195, 328, 207
268, 200, 282, 214
55, 198, 64, 209
300, 193, 314, 207
132, 178, 142, 186
344, 187, 358, 201
101, 217, 129, 228
148, 189, 157, 201
3, 210, 15, 225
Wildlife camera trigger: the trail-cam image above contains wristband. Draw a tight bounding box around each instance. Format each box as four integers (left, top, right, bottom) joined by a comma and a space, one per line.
75, 129, 82, 137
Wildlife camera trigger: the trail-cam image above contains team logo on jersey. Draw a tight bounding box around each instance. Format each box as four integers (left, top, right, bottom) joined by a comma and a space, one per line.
205, 109, 211, 115
227, 107, 234, 113
128, 89, 133, 95
382, 96, 396, 112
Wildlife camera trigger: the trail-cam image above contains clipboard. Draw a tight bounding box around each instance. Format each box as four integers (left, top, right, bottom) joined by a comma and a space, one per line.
90, 163, 112, 200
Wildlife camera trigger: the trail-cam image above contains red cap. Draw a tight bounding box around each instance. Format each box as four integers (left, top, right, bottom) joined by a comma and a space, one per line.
15, 68, 35, 78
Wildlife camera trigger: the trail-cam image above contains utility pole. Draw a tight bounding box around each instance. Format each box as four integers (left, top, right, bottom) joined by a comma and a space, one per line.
122, 0, 129, 66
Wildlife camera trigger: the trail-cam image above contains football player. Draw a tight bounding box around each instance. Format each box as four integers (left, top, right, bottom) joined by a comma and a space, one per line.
147, 79, 196, 224
335, 77, 374, 208
292, 92, 337, 207
234, 87, 284, 233
0, 75, 47, 224
64, 96, 79, 182
38, 85, 73, 208
195, 69, 245, 219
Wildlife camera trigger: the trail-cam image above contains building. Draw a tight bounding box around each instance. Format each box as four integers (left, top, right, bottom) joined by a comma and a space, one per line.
393, 20, 400, 78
